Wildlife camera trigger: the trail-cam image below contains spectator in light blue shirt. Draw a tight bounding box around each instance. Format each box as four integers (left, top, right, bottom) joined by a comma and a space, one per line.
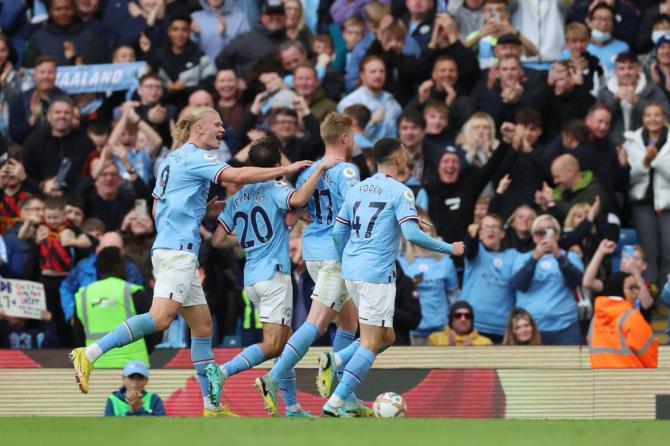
585, 3, 629, 73
511, 214, 584, 345
462, 213, 518, 344
337, 55, 402, 144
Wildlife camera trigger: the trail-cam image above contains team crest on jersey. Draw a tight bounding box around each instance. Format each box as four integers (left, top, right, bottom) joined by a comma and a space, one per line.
404, 190, 415, 202
203, 153, 218, 161
418, 263, 429, 272
343, 167, 356, 178
540, 260, 552, 270
493, 257, 504, 269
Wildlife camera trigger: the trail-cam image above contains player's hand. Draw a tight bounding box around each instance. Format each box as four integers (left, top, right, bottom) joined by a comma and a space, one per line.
450, 241, 465, 257
321, 154, 343, 170
206, 196, 226, 217
284, 160, 313, 176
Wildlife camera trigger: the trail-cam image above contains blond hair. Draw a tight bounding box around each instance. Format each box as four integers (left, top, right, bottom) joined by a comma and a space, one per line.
320, 112, 353, 145
565, 22, 590, 41
171, 107, 218, 148
563, 202, 591, 231
456, 112, 499, 160
364, 1, 391, 27
531, 214, 561, 235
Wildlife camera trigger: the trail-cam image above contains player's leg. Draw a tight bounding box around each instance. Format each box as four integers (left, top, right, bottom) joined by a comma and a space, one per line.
322, 281, 395, 417
261, 262, 341, 389
317, 299, 358, 397
69, 267, 180, 395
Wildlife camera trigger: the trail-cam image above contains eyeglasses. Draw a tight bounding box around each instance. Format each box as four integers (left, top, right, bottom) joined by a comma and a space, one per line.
532, 229, 554, 237
624, 285, 641, 292
452, 312, 472, 321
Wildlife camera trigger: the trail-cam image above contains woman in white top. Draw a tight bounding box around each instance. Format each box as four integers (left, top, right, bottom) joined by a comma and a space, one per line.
622, 103, 670, 284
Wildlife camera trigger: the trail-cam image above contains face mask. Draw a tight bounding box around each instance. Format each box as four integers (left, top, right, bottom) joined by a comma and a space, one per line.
591, 29, 611, 43
653, 30, 668, 45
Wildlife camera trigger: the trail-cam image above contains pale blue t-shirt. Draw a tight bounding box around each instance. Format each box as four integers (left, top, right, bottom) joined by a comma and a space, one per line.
218, 180, 294, 287
152, 143, 229, 254
298, 159, 359, 261
337, 173, 418, 283
462, 243, 519, 335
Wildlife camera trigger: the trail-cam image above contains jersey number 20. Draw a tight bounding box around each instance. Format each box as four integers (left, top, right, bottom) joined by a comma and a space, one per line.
233, 206, 273, 248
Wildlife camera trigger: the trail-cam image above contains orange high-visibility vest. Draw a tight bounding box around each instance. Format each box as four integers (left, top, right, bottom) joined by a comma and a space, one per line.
588, 296, 658, 368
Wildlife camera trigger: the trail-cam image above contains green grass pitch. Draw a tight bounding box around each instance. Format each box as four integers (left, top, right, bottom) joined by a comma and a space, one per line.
1, 418, 669, 446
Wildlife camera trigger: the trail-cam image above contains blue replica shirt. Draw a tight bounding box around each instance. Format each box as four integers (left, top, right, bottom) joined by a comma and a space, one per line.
398, 255, 458, 332
512, 251, 584, 332
152, 143, 229, 254
337, 173, 419, 283
298, 159, 359, 261
218, 180, 294, 287
462, 243, 519, 336
116, 147, 153, 184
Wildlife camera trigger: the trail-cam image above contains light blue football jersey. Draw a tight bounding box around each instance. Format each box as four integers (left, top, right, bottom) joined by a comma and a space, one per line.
218, 180, 294, 287
297, 159, 359, 261
337, 173, 418, 283
152, 143, 229, 254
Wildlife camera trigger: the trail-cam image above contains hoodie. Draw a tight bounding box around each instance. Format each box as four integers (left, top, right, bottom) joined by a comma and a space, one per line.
23, 18, 103, 67
191, 0, 251, 61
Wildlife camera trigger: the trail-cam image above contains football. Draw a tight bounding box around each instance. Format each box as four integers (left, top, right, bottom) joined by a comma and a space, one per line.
372, 392, 407, 418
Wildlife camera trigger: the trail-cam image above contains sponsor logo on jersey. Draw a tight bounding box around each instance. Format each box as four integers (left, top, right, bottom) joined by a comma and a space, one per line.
204, 153, 218, 161
343, 167, 356, 178
404, 190, 415, 202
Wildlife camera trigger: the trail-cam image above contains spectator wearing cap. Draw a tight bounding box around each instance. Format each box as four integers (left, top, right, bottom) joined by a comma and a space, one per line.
22, 96, 94, 192
427, 301, 493, 346
337, 54, 402, 143
215, 0, 288, 77
598, 52, 670, 145
511, 214, 584, 345
416, 12, 480, 95
585, 3, 629, 74
463, 0, 538, 70
345, 2, 421, 92
23, 0, 103, 67
146, 14, 216, 105
649, 31, 670, 102
8, 55, 65, 144
191, 0, 251, 62
424, 127, 512, 243
104, 360, 166, 416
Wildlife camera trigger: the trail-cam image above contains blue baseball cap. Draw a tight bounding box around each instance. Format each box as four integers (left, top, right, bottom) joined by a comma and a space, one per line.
122, 360, 150, 378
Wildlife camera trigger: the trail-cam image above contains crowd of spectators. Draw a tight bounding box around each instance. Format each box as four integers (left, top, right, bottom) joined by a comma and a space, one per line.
0, 0, 668, 353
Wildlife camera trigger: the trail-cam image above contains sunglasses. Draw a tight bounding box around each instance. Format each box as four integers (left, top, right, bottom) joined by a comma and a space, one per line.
532, 229, 554, 237
452, 312, 472, 321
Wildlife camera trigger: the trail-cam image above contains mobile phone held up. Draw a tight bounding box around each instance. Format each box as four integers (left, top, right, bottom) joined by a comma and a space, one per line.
54, 158, 72, 191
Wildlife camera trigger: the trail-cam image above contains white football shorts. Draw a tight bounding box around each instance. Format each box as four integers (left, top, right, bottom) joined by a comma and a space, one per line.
245, 273, 293, 326
152, 249, 207, 307
306, 260, 350, 312
345, 280, 396, 327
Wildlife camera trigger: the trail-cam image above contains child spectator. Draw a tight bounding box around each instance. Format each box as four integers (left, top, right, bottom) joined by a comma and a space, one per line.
0, 309, 59, 348
107, 102, 163, 185
0, 157, 39, 234
502, 308, 542, 345
81, 218, 105, 242
500, 204, 536, 253
37, 196, 91, 346
561, 22, 604, 94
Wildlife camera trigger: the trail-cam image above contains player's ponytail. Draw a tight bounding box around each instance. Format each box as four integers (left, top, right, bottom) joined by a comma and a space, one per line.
171, 107, 218, 148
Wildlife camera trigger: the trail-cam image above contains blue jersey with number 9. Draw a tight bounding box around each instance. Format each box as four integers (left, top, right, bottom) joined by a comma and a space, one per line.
297, 159, 359, 261
218, 180, 295, 286
336, 173, 419, 284
152, 143, 229, 254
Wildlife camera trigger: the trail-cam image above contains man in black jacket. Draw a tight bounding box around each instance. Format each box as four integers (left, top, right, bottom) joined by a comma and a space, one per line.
426, 123, 514, 243
393, 261, 421, 346
22, 96, 93, 192
216, 0, 288, 77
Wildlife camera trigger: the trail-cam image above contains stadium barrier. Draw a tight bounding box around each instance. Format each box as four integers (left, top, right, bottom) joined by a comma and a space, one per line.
2, 347, 670, 419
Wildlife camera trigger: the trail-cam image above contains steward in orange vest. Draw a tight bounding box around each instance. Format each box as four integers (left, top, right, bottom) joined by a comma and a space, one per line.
589, 272, 658, 368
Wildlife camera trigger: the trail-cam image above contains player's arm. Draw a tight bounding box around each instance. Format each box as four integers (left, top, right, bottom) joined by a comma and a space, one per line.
288, 156, 340, 208
400, 219, 464, 256
218, 160, 313, 185
332, 218, 351, 260
211, 223, 238, 249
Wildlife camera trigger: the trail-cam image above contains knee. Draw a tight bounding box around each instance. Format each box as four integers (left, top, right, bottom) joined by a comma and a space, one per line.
191, 318, 213, 338
384, 330, 396, 348
149, 311, 174, 332
263, 335, 284, 358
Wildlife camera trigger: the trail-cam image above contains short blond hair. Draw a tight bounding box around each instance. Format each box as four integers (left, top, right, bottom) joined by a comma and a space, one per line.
320, 112, 353, 146
171, 107, 218, 147
364, 1, 391, 27
565, 22, 590, 41
531, 214, 561, 235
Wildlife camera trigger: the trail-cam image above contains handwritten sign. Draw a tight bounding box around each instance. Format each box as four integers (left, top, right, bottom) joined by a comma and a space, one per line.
0, 279, 46, 320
